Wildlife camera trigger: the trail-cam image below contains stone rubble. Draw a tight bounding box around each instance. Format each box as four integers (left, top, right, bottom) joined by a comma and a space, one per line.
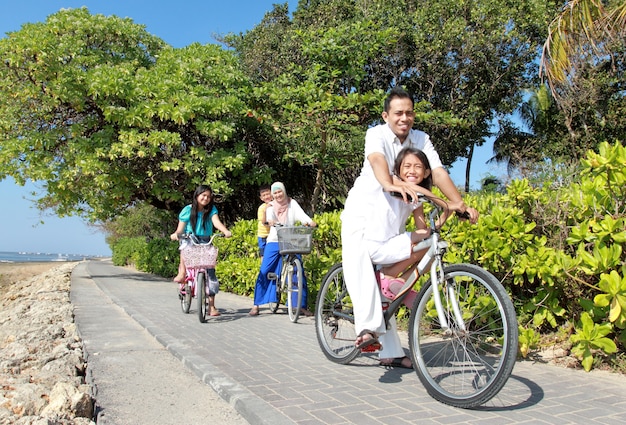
0, 262, 94, 425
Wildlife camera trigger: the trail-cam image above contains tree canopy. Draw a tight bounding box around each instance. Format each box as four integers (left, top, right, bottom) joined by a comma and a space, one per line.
1, 2, 622, 229
0, 8, 267, 222
227, 0, 561, 192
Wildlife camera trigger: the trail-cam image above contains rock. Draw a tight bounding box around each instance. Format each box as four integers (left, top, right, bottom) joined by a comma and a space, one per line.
41, 382, 93, 419
0, 262, 95, 424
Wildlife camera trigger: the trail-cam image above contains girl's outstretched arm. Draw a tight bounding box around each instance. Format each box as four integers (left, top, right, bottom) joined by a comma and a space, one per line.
211, 214, 232, 238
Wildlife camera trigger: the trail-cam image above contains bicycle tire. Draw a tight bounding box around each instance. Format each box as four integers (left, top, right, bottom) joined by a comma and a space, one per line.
408, 263, 518, 408
314, 263, 359, 364
286, 256, 303, 323
197, 272, 207, 323
180, 282, 191, 314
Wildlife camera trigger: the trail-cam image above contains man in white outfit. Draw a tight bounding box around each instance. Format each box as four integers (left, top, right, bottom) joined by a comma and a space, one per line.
341, 87, 478, 368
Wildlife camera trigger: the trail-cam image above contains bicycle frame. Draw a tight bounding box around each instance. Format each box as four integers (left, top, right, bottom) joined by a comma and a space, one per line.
380, 199, 466, 334
268, 253, 293, 291
279, 254, 294, 288
184, 267, 204, 293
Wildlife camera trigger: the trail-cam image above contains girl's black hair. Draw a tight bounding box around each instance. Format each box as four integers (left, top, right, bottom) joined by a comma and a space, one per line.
190, 185, 214, 234
393, 147, 433, 190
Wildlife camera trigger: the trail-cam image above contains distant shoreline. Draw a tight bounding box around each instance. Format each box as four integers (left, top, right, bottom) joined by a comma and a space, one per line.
0, 251, 107, 263
0, 259, 83, 263
0, 261, 63, 290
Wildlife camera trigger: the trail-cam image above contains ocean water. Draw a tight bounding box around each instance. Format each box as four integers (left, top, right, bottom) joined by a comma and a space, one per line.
0, 251, 100, 263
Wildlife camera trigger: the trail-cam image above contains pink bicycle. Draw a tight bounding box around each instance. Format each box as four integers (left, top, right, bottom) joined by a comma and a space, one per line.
178, 233, 221, 323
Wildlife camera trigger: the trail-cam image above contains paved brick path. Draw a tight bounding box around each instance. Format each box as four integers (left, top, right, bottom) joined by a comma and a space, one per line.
73, 261, 626, 424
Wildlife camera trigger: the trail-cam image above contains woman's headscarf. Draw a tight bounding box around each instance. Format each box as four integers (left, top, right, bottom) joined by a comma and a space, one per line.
271, 182, 290, 224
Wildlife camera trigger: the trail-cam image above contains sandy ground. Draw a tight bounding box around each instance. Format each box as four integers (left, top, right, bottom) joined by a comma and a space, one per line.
0, 261, 62, 290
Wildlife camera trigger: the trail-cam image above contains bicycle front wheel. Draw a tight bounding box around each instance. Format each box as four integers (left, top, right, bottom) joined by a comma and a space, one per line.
197, 272, 207, 323
314, 263, 359, 364
408, 263, 518, 408
286, 256, 303, 323
268, 274, 282, 313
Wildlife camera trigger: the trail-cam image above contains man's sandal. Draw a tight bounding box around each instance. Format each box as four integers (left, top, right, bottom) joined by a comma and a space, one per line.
355, 330, 382, 353
380, 356, 413, 369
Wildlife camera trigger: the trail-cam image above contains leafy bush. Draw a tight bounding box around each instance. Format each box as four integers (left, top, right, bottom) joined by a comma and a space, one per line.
111, 237, 147, 267
137, 238, 180, 277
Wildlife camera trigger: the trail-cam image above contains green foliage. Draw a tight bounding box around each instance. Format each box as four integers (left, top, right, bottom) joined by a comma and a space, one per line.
518, 326, 541, 358
217, 256, 261, 297
0, 8, 262, 224
212, 219, 261, 297
570, 312, 618, 371
479, 175, 505, 194
441, 142, 625, 370
594, 268, 626, 329
251, 22, 391, 212
521, 288, 566, 329
407, 0, 558, 168
103, 202, 175, 246
111, 237, 148, 267
136, 239, 180, 277
226, 0, 559, 196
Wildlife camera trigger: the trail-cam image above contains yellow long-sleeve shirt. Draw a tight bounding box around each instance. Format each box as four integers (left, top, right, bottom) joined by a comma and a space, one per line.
257, 203, 270, 238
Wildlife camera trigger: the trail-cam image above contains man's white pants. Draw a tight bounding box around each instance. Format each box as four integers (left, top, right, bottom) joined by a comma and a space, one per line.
341, 217, 405, 359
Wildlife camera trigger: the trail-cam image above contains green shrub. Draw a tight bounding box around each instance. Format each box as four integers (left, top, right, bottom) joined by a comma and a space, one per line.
111, 237, 147, 267
137, 238, 180, 277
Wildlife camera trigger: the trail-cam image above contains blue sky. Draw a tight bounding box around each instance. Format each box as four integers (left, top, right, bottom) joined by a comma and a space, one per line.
0, 0, 501, 256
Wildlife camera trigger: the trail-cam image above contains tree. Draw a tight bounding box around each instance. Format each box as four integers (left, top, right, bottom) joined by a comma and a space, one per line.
491, 85, 567, 174
220, 3, 296, 83
399, 0, 560, 192
540, 0, 626, 153
228, 0, 560, 192
0, 8, 263, 223
541, 0, 626, 90
248, 21, 397, 212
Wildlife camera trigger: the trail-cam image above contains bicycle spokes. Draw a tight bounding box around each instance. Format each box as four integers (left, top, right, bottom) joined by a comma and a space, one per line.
409, 265, 518, 408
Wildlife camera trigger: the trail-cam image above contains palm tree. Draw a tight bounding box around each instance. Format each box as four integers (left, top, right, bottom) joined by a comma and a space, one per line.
490, 86, 562, 176
541, 0, 626, 96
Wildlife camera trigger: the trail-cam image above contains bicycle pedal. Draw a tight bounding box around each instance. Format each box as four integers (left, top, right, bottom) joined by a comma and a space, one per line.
267, 272, 277, 280
360, 345, 380, 353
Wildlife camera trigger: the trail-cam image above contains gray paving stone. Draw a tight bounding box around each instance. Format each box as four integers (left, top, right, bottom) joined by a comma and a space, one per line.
73, 261, 626, 424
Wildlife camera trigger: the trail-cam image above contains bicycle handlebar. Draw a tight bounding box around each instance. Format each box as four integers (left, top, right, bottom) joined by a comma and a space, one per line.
270, 223, 316, 228
389, 191, 471, 221
177, 233, 223, 244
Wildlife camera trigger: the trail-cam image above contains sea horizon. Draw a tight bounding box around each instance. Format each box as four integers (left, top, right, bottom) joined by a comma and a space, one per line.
0, 250, 106, 263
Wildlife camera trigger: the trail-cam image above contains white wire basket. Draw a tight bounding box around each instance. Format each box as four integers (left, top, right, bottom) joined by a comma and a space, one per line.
277, 226, 314, 255
181, 242, 218, 268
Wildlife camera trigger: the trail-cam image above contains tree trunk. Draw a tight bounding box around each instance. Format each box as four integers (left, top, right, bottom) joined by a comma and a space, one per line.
464, 143, 474, 193
311, 166, 323, 214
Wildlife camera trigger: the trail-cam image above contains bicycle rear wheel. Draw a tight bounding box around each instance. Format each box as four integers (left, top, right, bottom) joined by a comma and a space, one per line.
286, 256, 303, 323
180, 282, 192, 314
315, 263, 359, 364
197, 272, 207, 323
408, 263, 518, 408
